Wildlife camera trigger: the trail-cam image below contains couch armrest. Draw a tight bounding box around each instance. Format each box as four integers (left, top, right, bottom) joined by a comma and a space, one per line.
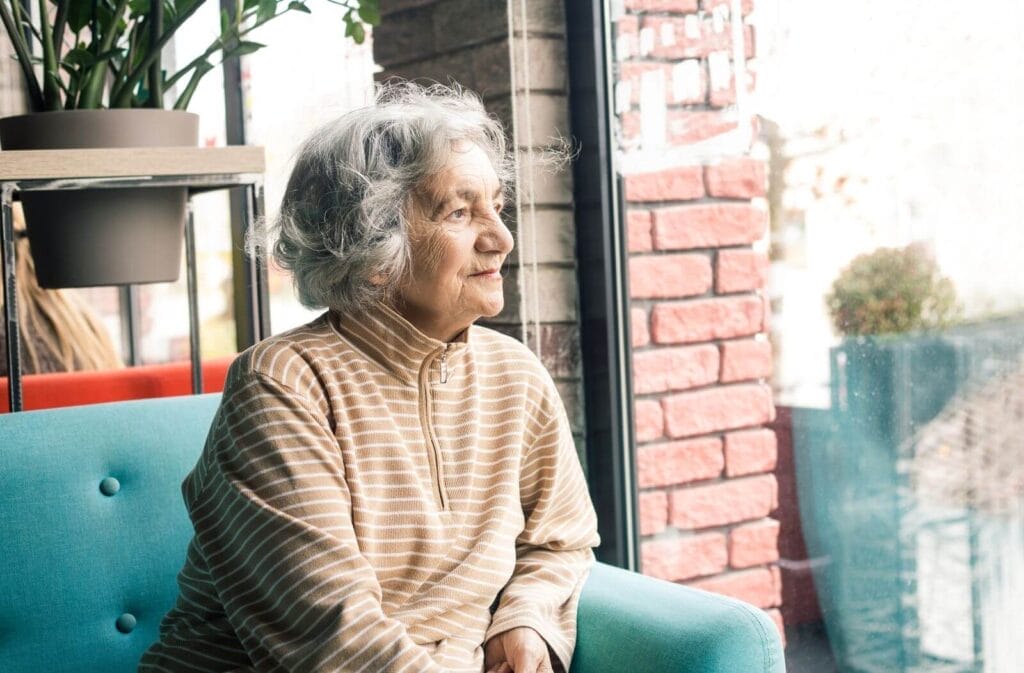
571, 563, 785, 673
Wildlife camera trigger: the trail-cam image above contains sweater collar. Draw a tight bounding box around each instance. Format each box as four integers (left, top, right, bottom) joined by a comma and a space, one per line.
328, 301, 470, 384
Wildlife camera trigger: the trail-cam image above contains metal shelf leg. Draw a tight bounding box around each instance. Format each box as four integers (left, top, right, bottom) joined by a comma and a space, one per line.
2, 185, 22, 412
185, 203, 202, 395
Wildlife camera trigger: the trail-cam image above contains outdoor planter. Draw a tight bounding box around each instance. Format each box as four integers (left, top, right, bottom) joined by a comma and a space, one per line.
791, 314, 1024, 673
0, 109, 198, 288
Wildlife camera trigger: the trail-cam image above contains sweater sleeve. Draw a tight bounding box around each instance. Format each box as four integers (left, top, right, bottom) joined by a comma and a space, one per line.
186, 369, 446, 673
484, 393, 601, 672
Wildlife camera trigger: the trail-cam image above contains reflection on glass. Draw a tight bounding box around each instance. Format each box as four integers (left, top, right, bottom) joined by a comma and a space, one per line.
794, 317, 1024, 673
756, 0, 1024, 671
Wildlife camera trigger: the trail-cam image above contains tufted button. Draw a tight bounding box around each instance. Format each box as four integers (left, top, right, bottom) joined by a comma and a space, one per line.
99, 477, 121, 496
116, 612, 137, 634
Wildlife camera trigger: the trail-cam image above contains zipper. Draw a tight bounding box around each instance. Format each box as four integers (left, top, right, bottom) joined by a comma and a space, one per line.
417, 344, 452, 510
439, 345, 450, 384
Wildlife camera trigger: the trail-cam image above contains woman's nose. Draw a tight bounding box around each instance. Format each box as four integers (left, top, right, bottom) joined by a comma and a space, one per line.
478, 214, 514, 255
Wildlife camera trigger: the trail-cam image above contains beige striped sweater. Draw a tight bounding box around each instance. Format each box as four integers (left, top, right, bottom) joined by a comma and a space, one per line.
139, 302, 600, 673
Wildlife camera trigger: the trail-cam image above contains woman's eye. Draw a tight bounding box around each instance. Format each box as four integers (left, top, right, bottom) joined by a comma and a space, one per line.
447, 208, 468, 221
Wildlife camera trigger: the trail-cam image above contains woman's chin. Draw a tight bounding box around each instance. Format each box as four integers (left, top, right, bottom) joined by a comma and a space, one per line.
476, 297, 505, 319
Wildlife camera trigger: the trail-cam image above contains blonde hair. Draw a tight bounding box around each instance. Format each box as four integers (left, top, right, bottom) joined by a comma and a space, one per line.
1, 203, 122, 374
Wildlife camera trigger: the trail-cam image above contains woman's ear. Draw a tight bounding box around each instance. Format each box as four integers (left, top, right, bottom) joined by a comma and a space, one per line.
370, 272, 387, 286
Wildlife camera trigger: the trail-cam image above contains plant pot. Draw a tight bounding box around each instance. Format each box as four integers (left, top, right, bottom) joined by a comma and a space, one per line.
0, 109, 199, 288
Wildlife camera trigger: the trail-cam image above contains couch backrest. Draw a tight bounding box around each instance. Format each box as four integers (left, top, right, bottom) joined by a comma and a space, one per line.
0, 394, 221, 673
0, 356, 233, 413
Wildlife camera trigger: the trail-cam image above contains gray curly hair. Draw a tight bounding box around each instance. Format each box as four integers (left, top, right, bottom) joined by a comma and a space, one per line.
262, 82, 512, 313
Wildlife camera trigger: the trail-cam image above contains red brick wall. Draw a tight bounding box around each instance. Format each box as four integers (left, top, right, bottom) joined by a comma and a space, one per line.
770, 407, 823, 626
615, 0, 784, 640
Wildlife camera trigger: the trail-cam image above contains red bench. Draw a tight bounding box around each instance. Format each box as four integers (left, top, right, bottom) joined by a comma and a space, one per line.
0, 356, 234, 413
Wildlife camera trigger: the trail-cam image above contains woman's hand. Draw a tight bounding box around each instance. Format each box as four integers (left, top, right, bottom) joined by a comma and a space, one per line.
484, 626, 555, 673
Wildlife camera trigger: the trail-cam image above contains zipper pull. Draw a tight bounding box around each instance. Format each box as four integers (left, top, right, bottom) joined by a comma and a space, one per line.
439, 345, 450, 384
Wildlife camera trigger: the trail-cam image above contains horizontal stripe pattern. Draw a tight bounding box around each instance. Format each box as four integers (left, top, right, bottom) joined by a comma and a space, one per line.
140, 302, 599, 673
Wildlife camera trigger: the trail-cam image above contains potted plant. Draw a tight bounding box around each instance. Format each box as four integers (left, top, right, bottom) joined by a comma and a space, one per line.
0, 0, 377, 287
825, 242, 963, 445
825, 242, 961, 339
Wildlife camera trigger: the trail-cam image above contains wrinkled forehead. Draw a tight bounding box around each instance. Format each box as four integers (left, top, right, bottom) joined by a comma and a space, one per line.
412, 141, 503, 209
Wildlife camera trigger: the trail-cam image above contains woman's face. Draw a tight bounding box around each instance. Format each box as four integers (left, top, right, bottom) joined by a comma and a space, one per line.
394, 141, 514, 342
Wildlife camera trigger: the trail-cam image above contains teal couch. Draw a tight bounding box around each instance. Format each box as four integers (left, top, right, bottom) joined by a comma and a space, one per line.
0, 395, 785, 672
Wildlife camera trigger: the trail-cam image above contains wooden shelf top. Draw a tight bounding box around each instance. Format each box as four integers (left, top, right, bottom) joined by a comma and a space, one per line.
0, 146, 265, 181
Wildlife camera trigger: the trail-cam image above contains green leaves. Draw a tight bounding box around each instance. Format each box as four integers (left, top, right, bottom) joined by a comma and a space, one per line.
357, 0, 379, 25
173, 57, 213, 109
94, 3, 118, 36
127, 0, 184, 22
256, 0, 275, 23
62, 45, 96, 67
174, 0, 200, 15
226, 40, 265, 57
45, 69, 69, 97
61, 44, 125, 78
128, 0, 149, 18
343, 9, 365, 44
65, 0, 91, 32
4, 0, 381, 111
343, 0, 378, 45
96, 47, 127, 62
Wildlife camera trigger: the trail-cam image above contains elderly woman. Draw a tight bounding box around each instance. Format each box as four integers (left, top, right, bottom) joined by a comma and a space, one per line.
139, 84, 599, 673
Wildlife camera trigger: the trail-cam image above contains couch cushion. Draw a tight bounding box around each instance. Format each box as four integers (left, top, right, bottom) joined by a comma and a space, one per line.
0, 394, 221, 673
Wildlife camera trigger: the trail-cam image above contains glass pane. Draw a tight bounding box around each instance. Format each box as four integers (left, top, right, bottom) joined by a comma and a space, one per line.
757, 1, 1024, 671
